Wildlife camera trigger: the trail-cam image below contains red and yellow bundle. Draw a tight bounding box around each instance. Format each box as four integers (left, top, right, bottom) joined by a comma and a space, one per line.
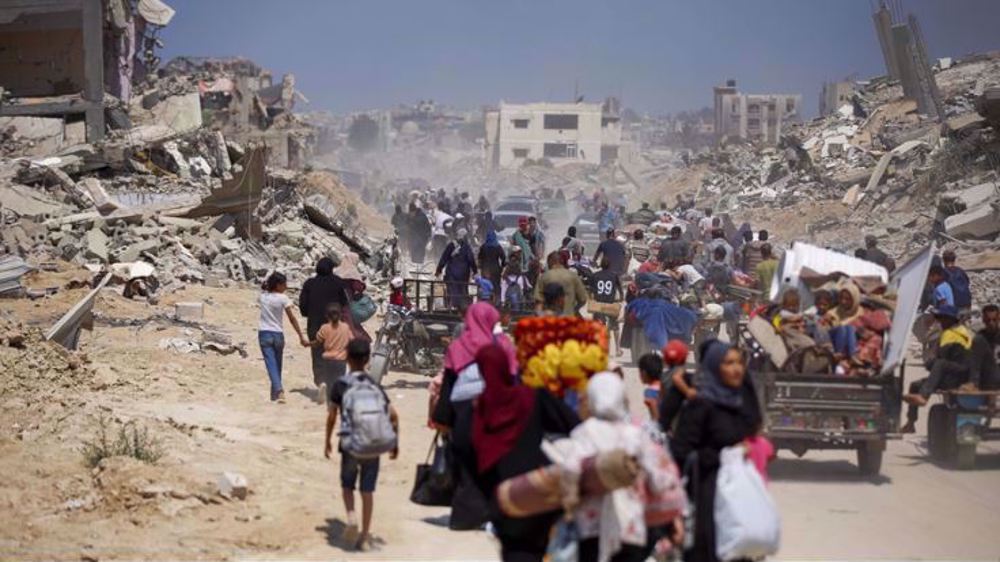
514, 317, 609, 396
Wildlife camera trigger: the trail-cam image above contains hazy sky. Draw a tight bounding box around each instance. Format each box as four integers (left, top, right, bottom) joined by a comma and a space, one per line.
160, 0, 1000, 117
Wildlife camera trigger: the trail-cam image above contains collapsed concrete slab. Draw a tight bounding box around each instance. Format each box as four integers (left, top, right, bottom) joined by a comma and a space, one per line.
944, 203, 1000, 240
46, 273, 111, 350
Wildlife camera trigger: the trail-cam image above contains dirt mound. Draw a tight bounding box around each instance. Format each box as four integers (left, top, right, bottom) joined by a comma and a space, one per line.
301, 170, 392, 237
0, 318, 93, 399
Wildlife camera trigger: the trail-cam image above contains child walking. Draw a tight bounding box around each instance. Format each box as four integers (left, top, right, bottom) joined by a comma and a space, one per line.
258, 272, 308, 403
324, 339, 399, 551
311, 302, 352, 403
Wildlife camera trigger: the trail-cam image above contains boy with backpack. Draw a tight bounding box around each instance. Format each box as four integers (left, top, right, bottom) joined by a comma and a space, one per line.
324, 339, 399, 551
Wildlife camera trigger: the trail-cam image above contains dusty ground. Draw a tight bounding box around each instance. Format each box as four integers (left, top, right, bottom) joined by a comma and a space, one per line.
2, 268, 999, 561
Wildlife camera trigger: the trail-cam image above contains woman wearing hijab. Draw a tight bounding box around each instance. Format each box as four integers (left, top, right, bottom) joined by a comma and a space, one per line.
470, 343, 580, 562
432, 303, 519, 530
478, 230, 506, 303
299, 257, 350, 394
436, 228, 478, 309
571, 373, 680, 562
670, 340, 762, 562
408, 203, 431, 264
824, 280, 863, 359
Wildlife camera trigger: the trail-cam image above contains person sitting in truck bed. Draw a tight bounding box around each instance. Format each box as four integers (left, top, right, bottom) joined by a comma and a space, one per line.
969, 304, 1000, 391
901, 304, 973, 434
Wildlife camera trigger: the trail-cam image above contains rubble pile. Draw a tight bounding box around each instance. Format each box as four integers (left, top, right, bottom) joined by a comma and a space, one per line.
0, 315, 93, 398
679, 53, 1000, 220
2, 51, 390, 300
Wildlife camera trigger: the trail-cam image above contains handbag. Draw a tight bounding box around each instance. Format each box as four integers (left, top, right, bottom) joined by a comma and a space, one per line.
409, 433, 454, 507
714, 446, 781, 561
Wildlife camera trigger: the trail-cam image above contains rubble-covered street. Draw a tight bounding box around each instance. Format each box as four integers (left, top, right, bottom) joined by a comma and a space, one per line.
2, 1, 1000, 561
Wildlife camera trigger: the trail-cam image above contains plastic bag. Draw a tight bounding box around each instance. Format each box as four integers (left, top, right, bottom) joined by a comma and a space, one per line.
350, 294, 378, 323
546, 519, 579, 562
714, 446, 781, 561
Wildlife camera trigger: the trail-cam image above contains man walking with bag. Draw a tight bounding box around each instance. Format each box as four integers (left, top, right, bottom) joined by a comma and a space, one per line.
325, 339, 399, 551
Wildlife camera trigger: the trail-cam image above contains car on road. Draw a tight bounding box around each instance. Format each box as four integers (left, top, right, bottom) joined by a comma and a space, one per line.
493, 210, 544, 256
495, 198, 538, 215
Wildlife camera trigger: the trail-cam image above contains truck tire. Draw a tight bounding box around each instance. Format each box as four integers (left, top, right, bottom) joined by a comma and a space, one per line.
955, 443, 977, 470
857, 441, 884, 477
927, 404, 948, 460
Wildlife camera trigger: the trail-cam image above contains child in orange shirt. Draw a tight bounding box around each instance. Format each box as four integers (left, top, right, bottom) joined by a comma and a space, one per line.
311, 303, 353, 401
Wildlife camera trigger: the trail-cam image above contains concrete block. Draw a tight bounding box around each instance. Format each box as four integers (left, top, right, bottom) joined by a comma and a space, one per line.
157, 216, 203, 232
116, 239, 160, 263
84, 228, 109, 262
151, 92, 203, 136
944, 203, 1000, 239
174, 302, 204, 322
842, 184, 862, 206
217, 472, 248, 500
77, 178, 119, 215
939, 182, 998, 215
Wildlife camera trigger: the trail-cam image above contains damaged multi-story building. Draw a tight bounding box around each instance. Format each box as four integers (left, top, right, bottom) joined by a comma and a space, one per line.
0, 0, 174, 152
158, 56, 315, 169
483, 98, 623, 170
712, 80, 802, 145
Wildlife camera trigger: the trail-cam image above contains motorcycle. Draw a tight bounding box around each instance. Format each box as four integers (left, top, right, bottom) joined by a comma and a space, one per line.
370, 304, 449, 381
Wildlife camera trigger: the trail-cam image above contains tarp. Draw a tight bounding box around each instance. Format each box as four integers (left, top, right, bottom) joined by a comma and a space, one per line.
137, 0, 176, 26
771, 241, 888, 301
626, 298, 698, 349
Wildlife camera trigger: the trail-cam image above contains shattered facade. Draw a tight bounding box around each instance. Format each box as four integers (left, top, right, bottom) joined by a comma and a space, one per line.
712, 80, 802, 145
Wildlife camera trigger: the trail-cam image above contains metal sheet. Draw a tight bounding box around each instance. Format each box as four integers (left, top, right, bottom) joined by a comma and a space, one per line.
46, 273, 110, 349
881, 244, 935, 375
771, 241, 889, 300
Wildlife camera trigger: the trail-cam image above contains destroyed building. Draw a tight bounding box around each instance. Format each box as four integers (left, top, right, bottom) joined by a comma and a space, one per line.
483, 99, 623, 169
0, 0, 174, 148
157, 56, 315, 170
871, 1, 944, 120
712, 80, 802, 145
819, 80, 858, 117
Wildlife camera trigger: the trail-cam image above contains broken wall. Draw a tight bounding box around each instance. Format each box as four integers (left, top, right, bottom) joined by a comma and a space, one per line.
0, 22, 85, 97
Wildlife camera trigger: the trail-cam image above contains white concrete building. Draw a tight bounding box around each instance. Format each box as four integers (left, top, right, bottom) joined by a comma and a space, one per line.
484, 101, 622, 169
712, 80, 801, 145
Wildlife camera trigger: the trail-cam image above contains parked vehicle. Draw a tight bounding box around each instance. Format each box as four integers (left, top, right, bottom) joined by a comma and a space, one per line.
493, 210, 542, 254
370, 304, 449, 380
495, 198, 538, 215
572, 212, 602, 252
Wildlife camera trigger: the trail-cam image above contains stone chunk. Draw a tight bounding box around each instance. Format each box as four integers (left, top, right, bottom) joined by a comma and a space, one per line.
218, 472, 248, 500
85, 228, 109, 262
174, 302, 204, 322
944, 203, 1000, 239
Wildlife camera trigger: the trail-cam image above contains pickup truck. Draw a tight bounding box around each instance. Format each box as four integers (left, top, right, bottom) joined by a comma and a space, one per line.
743, 244, 934, 477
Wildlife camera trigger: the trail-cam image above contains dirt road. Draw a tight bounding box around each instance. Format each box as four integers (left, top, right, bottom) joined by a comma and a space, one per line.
2, 283, 999, 560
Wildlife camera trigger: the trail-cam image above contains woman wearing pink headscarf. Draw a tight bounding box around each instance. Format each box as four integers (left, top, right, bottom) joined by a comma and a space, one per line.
430, 302, 519, 531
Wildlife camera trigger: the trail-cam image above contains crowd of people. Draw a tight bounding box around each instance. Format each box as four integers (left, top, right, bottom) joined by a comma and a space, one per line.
247, 189, 999, 559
